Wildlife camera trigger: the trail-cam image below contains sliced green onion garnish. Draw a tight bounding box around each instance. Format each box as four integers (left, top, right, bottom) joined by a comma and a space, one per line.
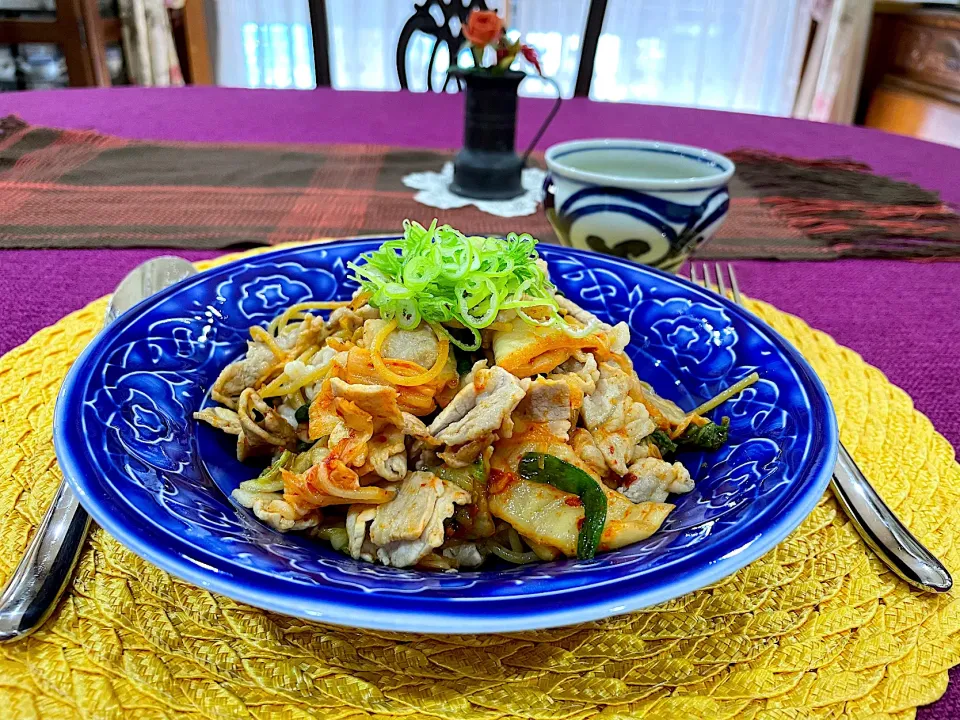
348, 220, 588, 337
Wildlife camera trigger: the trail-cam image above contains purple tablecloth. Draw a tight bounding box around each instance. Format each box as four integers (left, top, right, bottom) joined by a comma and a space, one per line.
1, 87, 958, 718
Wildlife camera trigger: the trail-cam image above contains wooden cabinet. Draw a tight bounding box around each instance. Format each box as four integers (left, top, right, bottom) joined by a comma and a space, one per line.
863, 9, 960, 147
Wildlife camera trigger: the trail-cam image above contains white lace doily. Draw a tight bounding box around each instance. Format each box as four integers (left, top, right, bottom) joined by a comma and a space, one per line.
402, 162, 546, 217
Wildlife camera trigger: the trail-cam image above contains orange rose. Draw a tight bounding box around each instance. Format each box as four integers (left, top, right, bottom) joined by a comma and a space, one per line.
463, 10, 503, 47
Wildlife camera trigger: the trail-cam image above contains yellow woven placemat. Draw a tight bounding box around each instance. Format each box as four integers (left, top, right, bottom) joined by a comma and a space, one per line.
1, 247, 959, 720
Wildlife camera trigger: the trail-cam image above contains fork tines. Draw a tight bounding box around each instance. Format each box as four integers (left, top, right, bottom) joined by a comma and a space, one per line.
689, 262, 743, 306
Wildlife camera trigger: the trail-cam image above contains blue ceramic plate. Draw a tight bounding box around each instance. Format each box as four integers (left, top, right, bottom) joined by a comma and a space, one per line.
55, 239, 837, 633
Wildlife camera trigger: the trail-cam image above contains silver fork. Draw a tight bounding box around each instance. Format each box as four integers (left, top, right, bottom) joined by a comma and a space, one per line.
690, 262, 952, 593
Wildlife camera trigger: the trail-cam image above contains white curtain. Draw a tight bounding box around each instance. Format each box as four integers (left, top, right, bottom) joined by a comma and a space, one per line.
508, 0, 591, 99
212, 0, 817, 118
118, 0, 185, 87
213, 0, 315, 89
571, 0, 808, 115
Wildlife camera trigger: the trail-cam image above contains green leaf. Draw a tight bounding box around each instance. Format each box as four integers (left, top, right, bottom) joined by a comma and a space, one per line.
677, 417, 730, 451
648, 430, 677, 456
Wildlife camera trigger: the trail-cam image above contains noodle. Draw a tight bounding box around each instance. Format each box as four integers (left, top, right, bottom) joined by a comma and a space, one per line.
507, 527, 523, 553
197, 223, 736, 572
259, 361, 333, 399
269, 300, 351, 334
249, 326, 286, 360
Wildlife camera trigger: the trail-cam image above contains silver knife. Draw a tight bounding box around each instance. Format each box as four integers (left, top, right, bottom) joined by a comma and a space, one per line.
832, 444, 952, 591
0, 256, 197, 643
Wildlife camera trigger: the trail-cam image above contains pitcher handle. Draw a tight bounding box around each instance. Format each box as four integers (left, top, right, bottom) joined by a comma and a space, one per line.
520, 75, 562, 166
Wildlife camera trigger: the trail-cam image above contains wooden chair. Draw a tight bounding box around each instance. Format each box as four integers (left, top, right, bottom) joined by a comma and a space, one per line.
574, 0, 606, 98
0, 0, 119, 86
393, 0, 608, 96
396, 0, 488, 92
308, 0, 610, 97
169, 0, 213, 85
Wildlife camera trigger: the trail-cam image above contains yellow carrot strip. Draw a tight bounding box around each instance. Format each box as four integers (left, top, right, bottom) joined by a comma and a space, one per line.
260, 363, 333, 399
350, 291, 372, 310
258, 373, 290, 398
249, 326, 286, 359
370, 320, 450, 387
271, 300, 351, 333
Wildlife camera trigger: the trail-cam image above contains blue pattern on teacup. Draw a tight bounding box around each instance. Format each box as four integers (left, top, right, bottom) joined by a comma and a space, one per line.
55, 240, 835, 631
543, 142, 734, 270
547, 181, 730, 268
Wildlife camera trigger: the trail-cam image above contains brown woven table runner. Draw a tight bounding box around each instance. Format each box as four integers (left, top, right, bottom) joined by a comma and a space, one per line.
3, 115, 960, 259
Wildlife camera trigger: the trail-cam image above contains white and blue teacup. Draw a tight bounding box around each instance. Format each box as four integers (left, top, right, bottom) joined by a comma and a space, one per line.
543, 139, 735, 271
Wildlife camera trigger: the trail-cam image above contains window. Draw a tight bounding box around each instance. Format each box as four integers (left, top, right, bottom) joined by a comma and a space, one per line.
213, 0, 807, 117
215, 0, 315, 90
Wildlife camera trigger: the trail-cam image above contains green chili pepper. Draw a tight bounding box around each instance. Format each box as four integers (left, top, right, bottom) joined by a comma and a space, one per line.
295, 404, 310, 424
518, 453, 607, 560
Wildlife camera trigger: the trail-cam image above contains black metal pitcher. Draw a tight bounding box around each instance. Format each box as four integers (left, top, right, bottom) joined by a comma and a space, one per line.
450, 70, 561, 201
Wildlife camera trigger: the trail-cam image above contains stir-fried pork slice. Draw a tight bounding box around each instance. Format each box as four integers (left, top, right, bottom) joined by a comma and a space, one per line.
233, 388, 298, 461
580, 361, 629, 428
570, 428, 608, 479
517, 378, 571, 422
211, 322, 305, 406
438, 436, 490, 468
310, 378, 401, 462
363, 424, 407, 481
580, 362, 655, 475
366, 471, 471, 567
555, 295, 631, 353
618, 457, 694, 503
233, 488, 319, 532
329, 377, 403, 424
212, 342, 276, 406
514, 377, 579, 440
553, 352, 600, 396
428, 366, 527, 446
328, 304, 379, 335
311, 377, 426, 480
361, 319, 441, 370
194, 407, 242, 435
458, 359, 488, 392
401, 412, 436, 443
346, 504, 378, 561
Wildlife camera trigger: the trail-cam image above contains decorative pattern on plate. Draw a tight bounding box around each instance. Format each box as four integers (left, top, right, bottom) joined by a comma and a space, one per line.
0, 244, 957, 718
54, 239, 835, 632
